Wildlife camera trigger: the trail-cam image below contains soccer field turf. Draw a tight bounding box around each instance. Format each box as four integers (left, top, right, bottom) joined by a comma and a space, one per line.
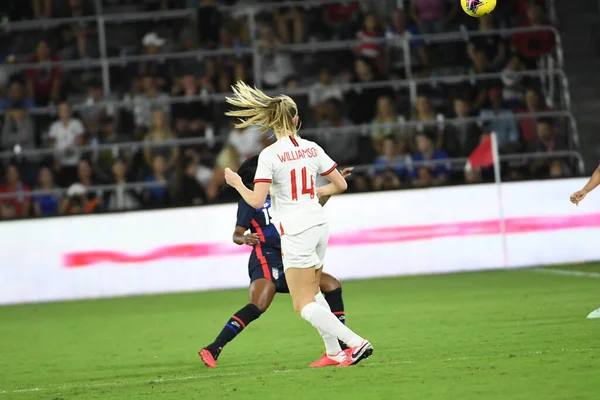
1, 265, 599, 400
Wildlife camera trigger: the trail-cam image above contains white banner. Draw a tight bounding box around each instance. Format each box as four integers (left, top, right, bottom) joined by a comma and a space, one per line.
0, 178, 597, 305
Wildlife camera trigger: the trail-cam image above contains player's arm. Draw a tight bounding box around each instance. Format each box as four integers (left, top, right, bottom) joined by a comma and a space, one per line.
225, 152, 272, 209
319, 167, 353, 207
570, 164, 600, 205
225, 177, 270, 210
232, 226, 259, 246
317, 169, 347, 198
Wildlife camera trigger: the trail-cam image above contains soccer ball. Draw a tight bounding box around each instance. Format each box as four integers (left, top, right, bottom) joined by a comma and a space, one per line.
461, 0, 496, 18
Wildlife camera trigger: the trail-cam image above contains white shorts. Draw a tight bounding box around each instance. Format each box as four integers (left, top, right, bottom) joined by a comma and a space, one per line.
281, 223, 329, 271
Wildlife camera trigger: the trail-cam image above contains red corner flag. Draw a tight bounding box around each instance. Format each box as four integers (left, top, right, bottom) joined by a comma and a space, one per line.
465, 134, 496, 170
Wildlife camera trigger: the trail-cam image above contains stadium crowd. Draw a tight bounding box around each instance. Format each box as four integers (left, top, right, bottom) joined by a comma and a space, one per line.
0, 0, 568, 219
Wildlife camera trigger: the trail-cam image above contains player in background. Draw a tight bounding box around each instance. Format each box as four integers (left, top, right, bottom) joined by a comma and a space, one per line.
199, 156, 353, 367
570, 164, 600, 319
223, 81, 373, 366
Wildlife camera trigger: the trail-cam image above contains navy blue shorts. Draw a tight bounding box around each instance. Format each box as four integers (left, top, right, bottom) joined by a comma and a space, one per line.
248, 245, 289, 293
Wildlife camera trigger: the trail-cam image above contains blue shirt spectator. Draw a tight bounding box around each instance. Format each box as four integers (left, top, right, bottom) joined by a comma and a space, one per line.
32, 167, 61, 217
0, 81, 35, 112
373, 137, 411, 179
479, 88, 520, 150
411, 133, 450, 186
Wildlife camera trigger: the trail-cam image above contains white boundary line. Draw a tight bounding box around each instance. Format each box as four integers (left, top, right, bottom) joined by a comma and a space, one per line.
1, 348, 597, 395
529, 268, 600, 278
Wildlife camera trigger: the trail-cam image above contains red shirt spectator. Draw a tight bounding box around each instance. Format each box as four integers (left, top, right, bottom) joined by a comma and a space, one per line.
356, 14, 384, 59
323, 2, 359, 23
517, 0, 547, 16
25, 40, 63, 103
0, 165, 31, 218
511, 4, 555, 63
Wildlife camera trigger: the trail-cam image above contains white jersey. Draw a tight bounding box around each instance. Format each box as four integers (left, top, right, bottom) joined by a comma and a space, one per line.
254, 135, 337, 235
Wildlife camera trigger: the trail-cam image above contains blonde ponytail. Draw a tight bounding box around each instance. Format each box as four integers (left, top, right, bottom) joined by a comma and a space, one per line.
225, 81, 298, 137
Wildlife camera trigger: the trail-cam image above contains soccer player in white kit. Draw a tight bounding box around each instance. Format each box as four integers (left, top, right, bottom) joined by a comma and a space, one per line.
570, 164, 600, 319
223, 81, 373, 366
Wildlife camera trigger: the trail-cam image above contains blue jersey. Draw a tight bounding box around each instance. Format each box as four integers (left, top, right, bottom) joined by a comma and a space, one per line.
236, 196, 281, 250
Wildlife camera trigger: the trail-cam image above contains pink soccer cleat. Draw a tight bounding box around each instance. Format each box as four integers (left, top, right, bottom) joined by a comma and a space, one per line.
309, 351, 347, 368
338, 340, 373, 367
199, 348, 217, 368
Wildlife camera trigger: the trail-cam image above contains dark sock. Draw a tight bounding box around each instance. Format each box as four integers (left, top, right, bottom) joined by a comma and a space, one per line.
324, 287, 345, 324
206, 303, 262, 359
324, 287, 348, 350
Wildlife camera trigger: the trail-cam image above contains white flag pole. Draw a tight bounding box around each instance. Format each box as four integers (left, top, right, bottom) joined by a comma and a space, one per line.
491, 132, 507, 267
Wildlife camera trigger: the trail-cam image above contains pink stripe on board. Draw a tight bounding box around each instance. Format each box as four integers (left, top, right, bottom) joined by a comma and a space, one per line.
63, 213, 600, 268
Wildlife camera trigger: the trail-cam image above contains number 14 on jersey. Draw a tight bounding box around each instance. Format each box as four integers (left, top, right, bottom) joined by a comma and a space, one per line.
290, 167, 315, 201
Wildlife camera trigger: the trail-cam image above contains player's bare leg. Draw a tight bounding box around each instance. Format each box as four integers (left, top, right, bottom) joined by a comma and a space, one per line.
286, 267, 371, 367
199, 279, 276, 368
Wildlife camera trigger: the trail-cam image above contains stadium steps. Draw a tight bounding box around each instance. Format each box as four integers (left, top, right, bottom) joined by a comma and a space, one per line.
556, 0, 600, 170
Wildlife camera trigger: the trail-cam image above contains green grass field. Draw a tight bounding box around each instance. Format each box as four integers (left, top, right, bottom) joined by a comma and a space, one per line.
1, 265, 599, 400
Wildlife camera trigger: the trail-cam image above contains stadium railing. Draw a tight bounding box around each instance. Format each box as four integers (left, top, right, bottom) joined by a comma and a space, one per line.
0, 69, 578, 150
3, 24, 566, 107
0, 110, 579, 162
0, 150, 583, 210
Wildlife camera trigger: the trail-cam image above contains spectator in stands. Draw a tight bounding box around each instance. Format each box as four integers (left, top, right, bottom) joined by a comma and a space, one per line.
511, 2, 555, 68
410, 95, 442, 147
274, 4, 305, 44
61, 183, 101, 214
373, 137, 410, 189
529, 119, 565, 178
445, 97, 482, 157
371, 96, 399, 154
385, 9, 429, 73
467, 14, 507, 72
132, 76, 170, 135
0, 81, 35, 112
97, 116, 132, 175
104, 159, 141, 212
346, 58, 391, 124
258, 26, 295, 89
0, 164, 31, 218
194, 0, 223, 48
137, 32, 171, 88
58, 0, 95, 18
25, 40, 63, 105
82, 80, 118, 137
56, 0, 97, 60
515, 0, 548, 21
175, 24, 203, 75
143, 109, 179, 172
356, 14, 385, 73
76, 158, 97, 190
411, 132, 450, 187
317, 99, 358, 165
49, 102, 85, 185
409, 0, 456, 35
178, 157, 208, 206
233, 60, 253, 87
226, 121, 266, 166
519, 88, 553, 147
32, 0, 52, 19
375, 168, 402, 191
143, 154, 172, 208
467, 49, 492, 110
321, 1, 360, 40
350, 172, 372, 193
1, 102, 36, 157
479, 88, 520, 152
171, 73, 213, 151
308, 67, 343, 109
32, 166, 61, 217
500, 54, 526, 109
